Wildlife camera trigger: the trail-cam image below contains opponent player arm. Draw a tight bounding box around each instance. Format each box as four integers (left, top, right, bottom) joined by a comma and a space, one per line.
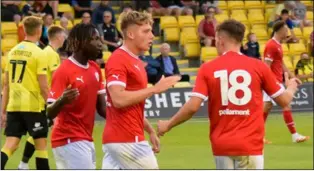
96, 94, 106, 119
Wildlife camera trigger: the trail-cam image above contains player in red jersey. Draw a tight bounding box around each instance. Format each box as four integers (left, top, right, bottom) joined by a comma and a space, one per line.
157, 19, 300, 169
102, 11, 180, 169
263, 21, 309, 143
46, 23, 106, 169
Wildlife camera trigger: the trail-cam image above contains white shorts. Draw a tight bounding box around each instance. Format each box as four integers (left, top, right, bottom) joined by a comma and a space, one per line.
102, 141, 158, 169
52, 140, 96, 169
263, 83, 285, 104
215, 155, 264, 169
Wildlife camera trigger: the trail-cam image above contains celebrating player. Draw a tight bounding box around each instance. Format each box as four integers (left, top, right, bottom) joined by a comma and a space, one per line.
263, 21, 309, 143
102, 11, 180, 169
46, 23, 106, 169
157, 19, 300, 169
18, 26, 67, 170
1, 16, 50, 170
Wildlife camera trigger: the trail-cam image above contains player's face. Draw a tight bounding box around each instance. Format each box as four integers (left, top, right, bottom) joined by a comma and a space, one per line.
57, 32, 67, 47
215, 32, 224, 55
133, 23, 154, 52
84, 29, 103, 60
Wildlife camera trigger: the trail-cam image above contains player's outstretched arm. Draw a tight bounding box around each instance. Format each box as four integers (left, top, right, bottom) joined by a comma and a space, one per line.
96, 94, 106, 119
108, 75, 181, 109
1, 72, 9, 127
273, 73, 300, 107
47, 85, 79, 119
157, 96, 203, 137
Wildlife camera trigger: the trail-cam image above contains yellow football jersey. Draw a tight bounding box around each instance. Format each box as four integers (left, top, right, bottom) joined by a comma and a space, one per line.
5, 41, 48, 112
43, 45, 60, 87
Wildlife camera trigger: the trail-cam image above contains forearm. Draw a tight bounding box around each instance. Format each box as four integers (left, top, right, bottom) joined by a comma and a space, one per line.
96, 94, 106, 119
144, 118, 155, 134
110, 87, 155, 108
168, 100, 198, 130
47, 97, 66, 119
283, 63, 295, 78
1, 85, 9, 114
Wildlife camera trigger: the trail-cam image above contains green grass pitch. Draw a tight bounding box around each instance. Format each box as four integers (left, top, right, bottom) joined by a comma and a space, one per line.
1, 113, 313, 169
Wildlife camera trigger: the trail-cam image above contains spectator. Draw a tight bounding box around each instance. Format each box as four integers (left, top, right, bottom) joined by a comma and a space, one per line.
181, 0, 199, 16
198, 6, 217, 47
199, 0, 221, 14
241, 33, 261, 59
97, 11, 122, 52
22, 0, 35, 17
182, 7, 194, 16
158, 0, 184, 17
295, 52, 313, 82
82, 12, 92, 24
156, 43, 190, 82
92, 0, 116, 25
1, 1, 21, 21
72, 0, 92, 18
40, 14, 54, 46
31, 0, 54, 18
291, 1, 313, 30
268, 1, 295, 23
275, 9, 299, 43
60, 17, 70, 36
139, 52, 161, 84
149, 0, 169, 16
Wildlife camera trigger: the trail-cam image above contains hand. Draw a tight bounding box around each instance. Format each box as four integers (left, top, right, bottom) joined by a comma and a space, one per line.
149, 132, 160, 153
157, 120, 170, 137
284, 72, 301, 91
60, 85, 80, 104
243, 44, 248, 50
1, 112, 7, 128
153, 75, 181, 94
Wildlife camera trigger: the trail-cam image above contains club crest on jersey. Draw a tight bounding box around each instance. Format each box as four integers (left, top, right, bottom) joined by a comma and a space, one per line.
95, 72, 100, 82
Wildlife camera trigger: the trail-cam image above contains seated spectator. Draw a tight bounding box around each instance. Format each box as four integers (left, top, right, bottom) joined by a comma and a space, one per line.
40, 14, 54, 46
1, 1, 21, 21
158, 0, 184, 17
97, 11, 122, 52
60, 17, 70, 36
275, 9, 299, 43
199, 0, 221, 14
149, 0, 169, 16
181, 0, 199, 16
156, 43, 190, 82
72, 0, 92, 18
291, 1, 313, 30
198, 6, 217, 47
31, 0, 54, 18
268, 1, 295, 24
182, 7, 194, 16
295, 52, 313, 82
82, 12, 92, 24
241, 33, 261, 60
139, 52, 161, 84
92, 0, 116, 25
22, 0, 35, 17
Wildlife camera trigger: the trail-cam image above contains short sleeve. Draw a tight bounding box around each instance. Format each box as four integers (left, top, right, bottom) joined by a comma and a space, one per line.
191, 64, 209, 101
49, 52, 60, 72
95, 64, 106, 95
47, 67, 68, 103
105, 56, 127, 88
36, 50, 48, 75
264, 44, 277, 62
260, 63, 284, 98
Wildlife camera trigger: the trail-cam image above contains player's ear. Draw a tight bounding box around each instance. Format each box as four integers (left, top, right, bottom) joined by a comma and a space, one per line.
127, 30, 134, 40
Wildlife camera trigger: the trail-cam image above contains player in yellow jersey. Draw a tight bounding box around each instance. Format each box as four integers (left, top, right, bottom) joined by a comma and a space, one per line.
18, 26, 67, 170
1, 16, 50, 170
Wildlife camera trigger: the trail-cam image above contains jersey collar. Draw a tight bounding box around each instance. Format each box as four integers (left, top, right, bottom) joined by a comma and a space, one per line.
69, 56, 89, 69
272, 37, 281, 45
222, 51, 242, 56
119, 45, 139, 60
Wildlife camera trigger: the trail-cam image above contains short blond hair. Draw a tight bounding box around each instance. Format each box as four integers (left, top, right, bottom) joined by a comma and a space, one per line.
22, 16, 43, 36
48, 26, 65, 40
120, 11, 153, 37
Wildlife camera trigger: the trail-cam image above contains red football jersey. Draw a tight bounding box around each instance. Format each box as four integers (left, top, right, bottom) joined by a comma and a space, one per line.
192, 51, 284, 156
48, 57, 106, 148
263, 38, 283, 83
103, 46, 148, 144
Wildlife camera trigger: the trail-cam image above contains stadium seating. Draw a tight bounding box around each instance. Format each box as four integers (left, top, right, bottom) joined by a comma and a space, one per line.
102, 51, 112, 62
195, 15, 204, 26
306, 11, 313, 21
227, 1, 245, 10
231, 13, 248, 25
215, 14, 229, 24
248, 9, 264, 15
201, 47, 218, 62
248, 13, 265, 25
58, 4, 74, 17
184, 43, 200, 58
289, 43, 306, 56
282, 43, 289, 55
178, 16, 196, 29
218, 1, 227, 10
251, 24, 267, 30
231, 9, 246, 16
291, 28, 303, 38
1, 22, 17, 35
1, 38, 18, 53
265, 8, 274, 23
160, 16, 178, 30
1, 56, 7, 72
283, 56, 294, 71
251, 28, 268, 40
73, 19, 82, 25
259, 43, 266, 56
177, 60, 189, 68
244, 1, 262, 9
180, 28, 199, 46
164, 27, 180, 42
55, 20, 74, 29
303, 27, 313, 40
